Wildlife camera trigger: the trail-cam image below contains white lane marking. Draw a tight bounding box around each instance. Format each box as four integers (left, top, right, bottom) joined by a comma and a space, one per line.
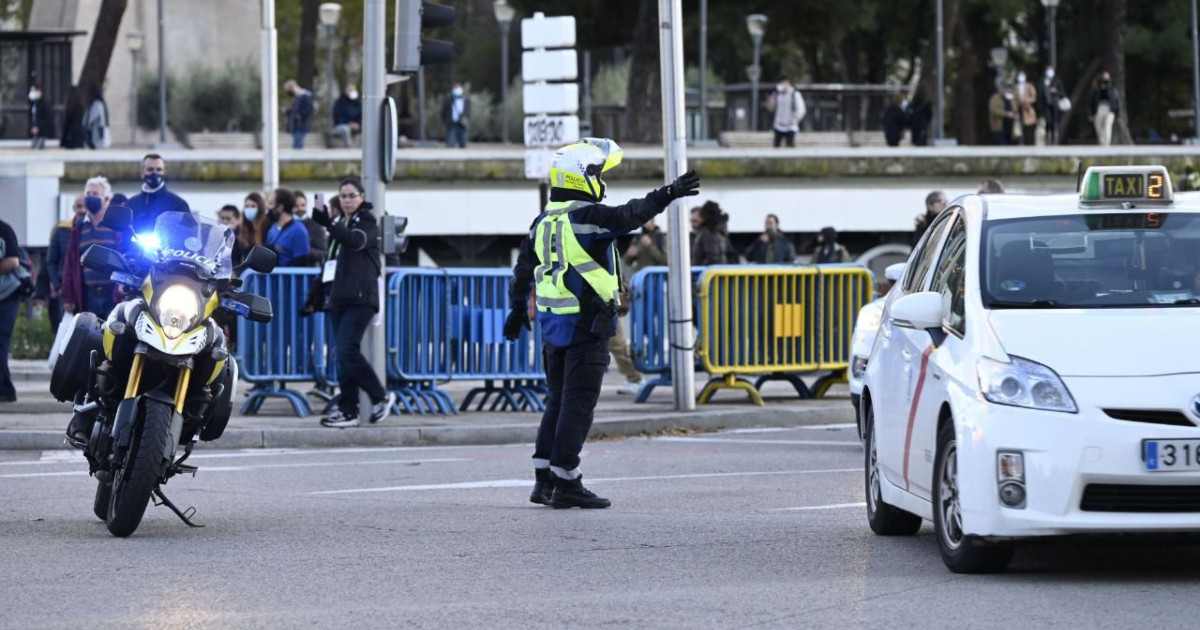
654, 437, 861, 447
0, 457, 468, 479
721, 427, 796, 435
0, 444, 522, 467
310, 468, 861, 495
770, 502, 866, 512
795, 423, 856, 431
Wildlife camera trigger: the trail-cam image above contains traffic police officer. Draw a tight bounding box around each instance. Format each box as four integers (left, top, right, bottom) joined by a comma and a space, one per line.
505, 138, 701, 509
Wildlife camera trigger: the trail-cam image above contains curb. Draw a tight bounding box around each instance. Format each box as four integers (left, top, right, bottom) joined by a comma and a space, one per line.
0, 404, 852, 451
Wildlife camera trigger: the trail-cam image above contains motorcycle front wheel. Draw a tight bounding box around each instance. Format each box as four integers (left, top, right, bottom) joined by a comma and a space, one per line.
106, 400, 172, 537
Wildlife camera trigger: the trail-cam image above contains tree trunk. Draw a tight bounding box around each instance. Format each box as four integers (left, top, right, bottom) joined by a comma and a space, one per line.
62, 0, 125, 148
1101, 0, 1131, 143
623, 0, 661, 144
1057, 57, 1101, 145
952, 12, 977, 146
297, 0, 320, 93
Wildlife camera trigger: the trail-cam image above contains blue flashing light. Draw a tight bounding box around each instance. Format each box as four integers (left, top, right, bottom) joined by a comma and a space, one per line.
134, 232, 161, 250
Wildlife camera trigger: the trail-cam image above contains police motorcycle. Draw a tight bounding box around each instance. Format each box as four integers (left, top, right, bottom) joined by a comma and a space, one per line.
48, 207, 276, 537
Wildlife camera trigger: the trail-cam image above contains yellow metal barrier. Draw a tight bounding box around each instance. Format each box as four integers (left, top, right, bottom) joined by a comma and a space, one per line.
696, 265, 874, 405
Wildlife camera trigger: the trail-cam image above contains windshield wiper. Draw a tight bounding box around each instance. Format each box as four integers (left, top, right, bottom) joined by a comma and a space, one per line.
988, 299, 1063, 309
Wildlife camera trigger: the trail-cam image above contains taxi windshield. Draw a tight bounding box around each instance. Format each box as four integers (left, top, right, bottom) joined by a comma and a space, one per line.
982, 212, 1200, 309
133, 212, 234, 279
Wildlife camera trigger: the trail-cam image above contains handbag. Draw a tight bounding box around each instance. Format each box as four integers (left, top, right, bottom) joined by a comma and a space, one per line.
1057, 96, 1072, 112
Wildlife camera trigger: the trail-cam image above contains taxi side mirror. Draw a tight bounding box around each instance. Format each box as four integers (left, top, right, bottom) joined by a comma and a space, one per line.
890, 291, 943, 331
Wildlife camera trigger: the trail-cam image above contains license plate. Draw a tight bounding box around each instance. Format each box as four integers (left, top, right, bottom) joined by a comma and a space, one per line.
1144, 439, 1200, 471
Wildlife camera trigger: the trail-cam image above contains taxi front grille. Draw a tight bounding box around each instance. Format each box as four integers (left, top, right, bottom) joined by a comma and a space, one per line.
1081, 484, 1200, 512
1103, 409, 1195, 427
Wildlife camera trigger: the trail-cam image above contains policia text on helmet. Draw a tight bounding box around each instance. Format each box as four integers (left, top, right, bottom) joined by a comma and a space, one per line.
505, 138, 700, 509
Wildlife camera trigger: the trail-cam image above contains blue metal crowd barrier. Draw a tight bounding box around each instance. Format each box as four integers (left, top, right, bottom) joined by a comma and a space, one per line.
236, 269, 328, 417
628, 266, 705, 403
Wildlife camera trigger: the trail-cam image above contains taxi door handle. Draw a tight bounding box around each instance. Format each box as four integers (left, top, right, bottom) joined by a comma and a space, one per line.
901, 349, 913, 362
931, 369, 942, 381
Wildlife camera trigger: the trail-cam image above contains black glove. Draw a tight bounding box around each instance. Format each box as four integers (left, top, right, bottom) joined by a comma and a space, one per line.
666, 169, 701, 199
312, 204, 333, 228
503, 308, 531, 341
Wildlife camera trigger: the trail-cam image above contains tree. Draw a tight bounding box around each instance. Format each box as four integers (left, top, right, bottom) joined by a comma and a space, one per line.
624, 0, 662, 144
297, 0, 321, 92
62, 0, 126, 148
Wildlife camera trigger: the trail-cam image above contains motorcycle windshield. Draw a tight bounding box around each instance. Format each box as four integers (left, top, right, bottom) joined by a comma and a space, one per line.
134, 212, 235, 279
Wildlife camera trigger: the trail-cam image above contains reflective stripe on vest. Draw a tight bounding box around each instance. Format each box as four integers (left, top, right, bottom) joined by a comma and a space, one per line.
533, 201, 620, 315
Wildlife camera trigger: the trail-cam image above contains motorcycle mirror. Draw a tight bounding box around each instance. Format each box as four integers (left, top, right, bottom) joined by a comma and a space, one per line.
100, 206, 133, 231
238, 246, 277, 274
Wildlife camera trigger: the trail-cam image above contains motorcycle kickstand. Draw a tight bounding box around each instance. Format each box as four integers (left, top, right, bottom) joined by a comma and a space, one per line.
152, 487, 204, 528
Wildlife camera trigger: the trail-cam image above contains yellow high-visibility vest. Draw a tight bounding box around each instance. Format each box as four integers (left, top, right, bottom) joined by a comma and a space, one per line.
533, 201, 619, 315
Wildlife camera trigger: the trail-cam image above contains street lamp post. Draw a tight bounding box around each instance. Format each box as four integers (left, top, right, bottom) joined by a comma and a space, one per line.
746, 14, 767, 132
126, 31, 143, 146
319, 3, 342, 130
156, 0, 167, 143
935, 0, 944, 141
1041, 0, 1060, 70
698, 0, 708, 141
493, 0, 515, 143
990, 47, 1008, 93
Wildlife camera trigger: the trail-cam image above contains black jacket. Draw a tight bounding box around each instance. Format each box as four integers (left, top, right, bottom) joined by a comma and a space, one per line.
30, 98, 55, 138
1089, 86, 1122, 117
743, 232, 797, 264
325, 203, 381, 311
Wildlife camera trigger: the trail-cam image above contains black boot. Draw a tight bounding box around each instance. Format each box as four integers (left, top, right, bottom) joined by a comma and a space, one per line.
65, 411, 93, 450
550, 475, 611, 509
530, 469, 554, 506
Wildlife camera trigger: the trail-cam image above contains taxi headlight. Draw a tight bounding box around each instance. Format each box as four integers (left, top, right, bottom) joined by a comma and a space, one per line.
156, 284, 201, 340
977, 355, 1077, 413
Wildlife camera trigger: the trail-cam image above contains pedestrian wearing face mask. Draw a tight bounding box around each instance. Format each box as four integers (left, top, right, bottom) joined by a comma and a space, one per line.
442, 83, 470, 149
128, 153, 190, 234
1041, 66, 1068, 145
28, 83, 55, 149
1089, 71, 1122, 146
293, 189, 328, 266
743, 214, 797, 264
37, 195, 86, 331
265, 188, 311, 267
243, 192, 268, 246
766, 77, 806, 147
62, 177, 121, 317
1014, 71, 1038, 146
332, 84, 363, 148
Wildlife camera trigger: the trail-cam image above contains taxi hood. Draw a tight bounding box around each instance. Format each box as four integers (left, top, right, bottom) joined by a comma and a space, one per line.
987, 309, 1200, 377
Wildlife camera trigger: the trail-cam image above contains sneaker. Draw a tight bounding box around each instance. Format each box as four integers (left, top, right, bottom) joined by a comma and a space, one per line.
550, 475, 611, 509
530, 469, 555, 506
616, 381, 642, 396
369, 391, 397, 424
320, 409, 360, 428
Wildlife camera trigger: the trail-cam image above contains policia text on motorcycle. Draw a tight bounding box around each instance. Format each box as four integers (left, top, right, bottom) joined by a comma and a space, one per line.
505, 138, 701, 509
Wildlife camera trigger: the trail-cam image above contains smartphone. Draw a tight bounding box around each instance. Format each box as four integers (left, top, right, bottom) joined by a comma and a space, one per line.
314, 192, 325, 209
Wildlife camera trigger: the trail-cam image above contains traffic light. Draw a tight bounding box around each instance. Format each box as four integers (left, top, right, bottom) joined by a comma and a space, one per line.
393, 0, 456, 74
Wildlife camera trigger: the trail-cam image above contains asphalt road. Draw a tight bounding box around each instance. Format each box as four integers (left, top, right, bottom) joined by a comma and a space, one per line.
3, 425, 1200, 629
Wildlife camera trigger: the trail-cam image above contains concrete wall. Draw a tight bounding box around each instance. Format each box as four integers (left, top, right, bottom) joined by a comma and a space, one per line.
32, 0, 261, 147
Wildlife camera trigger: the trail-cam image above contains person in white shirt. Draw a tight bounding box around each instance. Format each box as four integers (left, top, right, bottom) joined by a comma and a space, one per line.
767, 77, 806, 148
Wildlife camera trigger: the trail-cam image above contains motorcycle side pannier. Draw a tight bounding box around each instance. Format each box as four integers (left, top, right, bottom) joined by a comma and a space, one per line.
49, 313, 105, 402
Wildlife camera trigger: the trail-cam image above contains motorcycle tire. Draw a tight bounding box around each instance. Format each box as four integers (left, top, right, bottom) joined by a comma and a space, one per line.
92, 471, 112, 521
106, 400, 172, 537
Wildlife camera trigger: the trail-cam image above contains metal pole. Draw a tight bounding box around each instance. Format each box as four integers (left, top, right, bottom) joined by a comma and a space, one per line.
327, 24, 336, 129
129, 50, 138, 145
698, 0, 707, 141
583, 51, 592, 132
361, 0, 387, 412
749, 36, 761, 131
500, 22, 510, 143
1049, 5, 1058, 71
1192, 0, 1200, 140
261, 0, 279, 192
935, 0, 944, 141
418, 67, 427, 142
157, 0, 167, 143
658, 0, 695, 412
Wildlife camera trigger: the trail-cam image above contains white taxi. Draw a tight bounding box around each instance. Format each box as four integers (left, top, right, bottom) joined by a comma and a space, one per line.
860, 166, 1200, 573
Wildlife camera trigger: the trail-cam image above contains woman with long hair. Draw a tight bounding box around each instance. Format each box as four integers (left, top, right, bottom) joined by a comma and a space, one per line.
243, 192, 268, 246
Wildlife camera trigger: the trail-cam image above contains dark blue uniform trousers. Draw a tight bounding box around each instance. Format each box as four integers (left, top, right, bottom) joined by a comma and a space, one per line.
534, 338, 610, 475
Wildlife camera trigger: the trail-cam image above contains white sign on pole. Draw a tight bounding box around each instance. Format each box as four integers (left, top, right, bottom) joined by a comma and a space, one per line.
524, 149, 555, 179
520, 14, 576, 49
522, 49, 578, 82
524, 115, 579, 147
523, 83, 579, 115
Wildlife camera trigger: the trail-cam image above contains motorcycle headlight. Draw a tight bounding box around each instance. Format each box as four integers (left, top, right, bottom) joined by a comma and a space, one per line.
156, 284, 202, 339
977, 355, 1077, 414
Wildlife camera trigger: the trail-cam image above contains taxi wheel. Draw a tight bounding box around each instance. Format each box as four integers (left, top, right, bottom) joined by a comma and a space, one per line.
933, 421, 1014, 574
864, 403, 922, 536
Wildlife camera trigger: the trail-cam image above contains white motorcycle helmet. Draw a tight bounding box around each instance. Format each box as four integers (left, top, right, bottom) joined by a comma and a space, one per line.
547, 137, 624, 201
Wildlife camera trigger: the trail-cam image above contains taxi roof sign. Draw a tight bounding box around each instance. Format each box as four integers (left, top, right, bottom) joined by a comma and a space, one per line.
1079, 165, 1173, 205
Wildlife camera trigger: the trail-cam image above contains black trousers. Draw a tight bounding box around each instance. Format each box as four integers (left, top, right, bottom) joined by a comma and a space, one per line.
330, 305, 386, 415
773, 130, 796, 147
534, 338, 609, 473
